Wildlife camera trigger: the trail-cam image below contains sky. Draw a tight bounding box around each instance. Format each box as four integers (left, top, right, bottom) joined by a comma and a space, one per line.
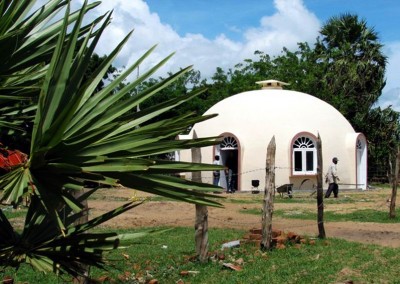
41, 0, 400, 110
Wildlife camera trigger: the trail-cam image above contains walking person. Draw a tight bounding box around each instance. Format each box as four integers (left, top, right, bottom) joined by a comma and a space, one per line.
212, 155, 221, 186
325, 157, 340, 198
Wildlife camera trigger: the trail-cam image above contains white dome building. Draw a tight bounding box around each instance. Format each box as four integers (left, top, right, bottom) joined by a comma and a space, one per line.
179, 80, 367, 192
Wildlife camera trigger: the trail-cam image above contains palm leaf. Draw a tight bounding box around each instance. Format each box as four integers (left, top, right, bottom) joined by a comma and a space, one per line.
0, 195, 150, 276
1, 0, 223, 277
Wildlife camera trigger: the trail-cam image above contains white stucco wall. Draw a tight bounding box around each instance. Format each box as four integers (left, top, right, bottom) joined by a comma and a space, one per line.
179, 88, 366, 191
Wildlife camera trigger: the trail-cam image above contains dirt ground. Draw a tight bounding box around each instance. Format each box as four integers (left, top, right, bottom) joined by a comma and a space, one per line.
89, 187, 400, 248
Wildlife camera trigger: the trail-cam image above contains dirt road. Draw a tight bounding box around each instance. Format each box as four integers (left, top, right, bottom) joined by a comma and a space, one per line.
89, 187, 400, 248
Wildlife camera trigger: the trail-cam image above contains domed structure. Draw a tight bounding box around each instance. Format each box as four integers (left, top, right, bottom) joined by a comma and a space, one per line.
179, 80, 367, 192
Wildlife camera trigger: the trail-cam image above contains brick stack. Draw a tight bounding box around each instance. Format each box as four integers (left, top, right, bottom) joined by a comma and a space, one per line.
242, 228, 309, 249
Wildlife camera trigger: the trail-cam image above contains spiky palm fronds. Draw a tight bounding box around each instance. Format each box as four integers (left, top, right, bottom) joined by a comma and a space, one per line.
0, 0, 222, 277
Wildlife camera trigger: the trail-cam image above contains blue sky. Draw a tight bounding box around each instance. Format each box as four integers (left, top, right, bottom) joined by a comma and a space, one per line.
41, 0, 400, 110
145, 0, 399, 43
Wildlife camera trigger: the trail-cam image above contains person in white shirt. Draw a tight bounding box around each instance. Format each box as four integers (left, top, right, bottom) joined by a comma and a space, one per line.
325, 157, 340, 198
213, 155, 221, 186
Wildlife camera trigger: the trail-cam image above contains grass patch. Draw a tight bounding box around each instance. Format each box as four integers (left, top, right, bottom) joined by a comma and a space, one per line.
277, 208, 400, 223
223, 197, 263, 204
3, 227, 400, 283
222, 193, 360, 205
273, 196, 337, 204
0, 207, 27, 219
241, 208, 400, 223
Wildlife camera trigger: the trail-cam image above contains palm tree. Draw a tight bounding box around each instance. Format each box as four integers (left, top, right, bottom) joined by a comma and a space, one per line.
315, 13, 387, 131
315, 13, 399, 183
0, 0, 223, 278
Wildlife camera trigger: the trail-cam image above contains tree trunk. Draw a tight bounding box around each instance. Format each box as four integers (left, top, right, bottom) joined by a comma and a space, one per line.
388, 158, 393, 184
194, 204, 208, 261
316, 134, 326, 239
389, 147, 399, 218
261, 136, 276, 250
191, 131, 208, 262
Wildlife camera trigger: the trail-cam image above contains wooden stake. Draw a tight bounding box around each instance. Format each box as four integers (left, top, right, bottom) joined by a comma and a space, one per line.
389, 147, 399, 218
316, 133, 326, 239
261, 136, 276, 250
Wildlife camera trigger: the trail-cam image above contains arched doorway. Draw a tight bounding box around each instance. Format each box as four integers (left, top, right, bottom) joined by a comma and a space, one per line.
356, 136, 367, 190
215, 135, 239, 192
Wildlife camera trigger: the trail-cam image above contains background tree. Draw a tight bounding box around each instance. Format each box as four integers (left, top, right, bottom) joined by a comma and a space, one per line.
314, 14, 396, 181
364, 107, 400, 181
83, 53, 117, 93
139, 69, 208, 120
315, 14, 387, 132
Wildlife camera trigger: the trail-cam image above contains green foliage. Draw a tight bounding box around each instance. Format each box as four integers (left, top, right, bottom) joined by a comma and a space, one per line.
0, 0, 103, 152
363, 107, 400, 182
0, 0, 224, 278
315, 14, 387, 117
0, 195, 146, 275
276, 207, 400, 223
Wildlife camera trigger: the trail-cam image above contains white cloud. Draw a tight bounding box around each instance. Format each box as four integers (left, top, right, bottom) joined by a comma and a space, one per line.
81, 0, 321, 79
383, 42, 400, 91
377, 41, 400, 110
242, 0, 320, 57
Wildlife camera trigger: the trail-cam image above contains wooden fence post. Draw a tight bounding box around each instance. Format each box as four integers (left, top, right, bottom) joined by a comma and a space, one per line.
389, 147, 400, 218
191, 131, 209, 262
316, 133, 326, 239
261, 136, 276, 250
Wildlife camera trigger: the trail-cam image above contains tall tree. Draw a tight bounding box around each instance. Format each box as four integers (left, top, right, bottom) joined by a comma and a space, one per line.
315, 13, 387, 132
364, 107, 400, 181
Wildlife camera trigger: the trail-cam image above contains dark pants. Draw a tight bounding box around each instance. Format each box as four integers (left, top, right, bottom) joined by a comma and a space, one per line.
325, 183, 338, 198
227, 169, 236, 193
213, 173, 220, 186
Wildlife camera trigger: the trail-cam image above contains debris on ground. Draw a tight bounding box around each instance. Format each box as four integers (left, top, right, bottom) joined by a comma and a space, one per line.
242, 228, 311, 248
221, 240, 240, 249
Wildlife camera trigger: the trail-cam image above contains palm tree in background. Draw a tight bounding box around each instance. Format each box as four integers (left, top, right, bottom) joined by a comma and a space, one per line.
315, 13, 387, 130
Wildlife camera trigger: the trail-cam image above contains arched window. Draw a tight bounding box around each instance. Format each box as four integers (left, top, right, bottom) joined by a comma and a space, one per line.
292, 136, 317, 175
220, 136, 238, 150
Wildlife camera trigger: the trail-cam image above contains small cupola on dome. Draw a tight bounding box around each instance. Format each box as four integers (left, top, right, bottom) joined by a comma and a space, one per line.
256, 79, 289, 90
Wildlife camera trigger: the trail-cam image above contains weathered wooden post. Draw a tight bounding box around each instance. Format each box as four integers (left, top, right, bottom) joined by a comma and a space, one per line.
261, 136, 276, 250
191, 131, 209, 262
316, 133, 326, 238
389, 147, 400, 218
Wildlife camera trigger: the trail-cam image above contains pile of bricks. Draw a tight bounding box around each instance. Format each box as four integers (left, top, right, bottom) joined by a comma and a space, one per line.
242, 228, 312, 249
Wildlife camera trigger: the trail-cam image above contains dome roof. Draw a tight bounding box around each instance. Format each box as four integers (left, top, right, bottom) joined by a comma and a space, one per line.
201, 89, 355, 140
